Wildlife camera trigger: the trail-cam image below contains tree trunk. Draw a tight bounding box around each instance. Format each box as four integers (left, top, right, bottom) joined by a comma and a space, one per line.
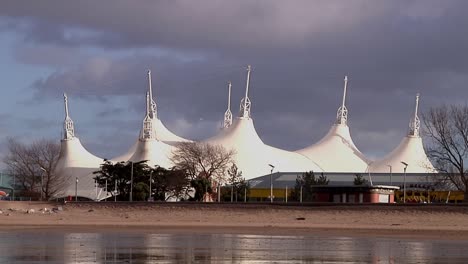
464, 185, 468, 203
231, 186, 233, 202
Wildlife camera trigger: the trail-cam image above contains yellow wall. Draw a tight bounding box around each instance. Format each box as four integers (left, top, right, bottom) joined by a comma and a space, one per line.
250, 188, 290, 199
394, 190, 464, 203
250, 188, 465, 203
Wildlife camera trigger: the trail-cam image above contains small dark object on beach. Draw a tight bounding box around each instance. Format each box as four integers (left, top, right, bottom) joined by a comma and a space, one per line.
296, 217, 306, 221
88, 209, 94, 212
52, 207, 63, 212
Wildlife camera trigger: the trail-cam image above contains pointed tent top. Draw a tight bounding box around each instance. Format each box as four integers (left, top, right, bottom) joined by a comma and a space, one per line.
336, 75, 349, 125
408, 93, 421, 137
146, 91, 151, 116
63, 93, 75, 140
223, 81, 233, 129
141, 91, 156, 141
240, 65, 252, 118
147, 69, 157, 119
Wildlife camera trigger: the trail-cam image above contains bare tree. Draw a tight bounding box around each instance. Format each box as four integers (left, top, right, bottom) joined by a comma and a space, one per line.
171, 142, 235, 200
3, 138, 62, 199
171, 142, 235, 181
423, 105, 468, 201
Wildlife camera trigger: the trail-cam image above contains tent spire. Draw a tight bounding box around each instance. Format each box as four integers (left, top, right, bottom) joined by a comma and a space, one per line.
240, 65, 252, 118
141, 91, 156, 140
223, 81, 233, 128
409, 93, 421, 137
147, 70, 157, 119
63, 93, 75, 140
146, 91, 151, 116
336, 75, 349, 125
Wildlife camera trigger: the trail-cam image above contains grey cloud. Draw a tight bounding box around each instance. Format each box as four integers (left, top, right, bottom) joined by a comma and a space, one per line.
28, 50, 468, 158
2, 0, 468, 159
13, 44, 88, 67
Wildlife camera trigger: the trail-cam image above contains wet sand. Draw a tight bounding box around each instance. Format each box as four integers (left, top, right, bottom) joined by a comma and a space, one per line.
1, 201, 468, 239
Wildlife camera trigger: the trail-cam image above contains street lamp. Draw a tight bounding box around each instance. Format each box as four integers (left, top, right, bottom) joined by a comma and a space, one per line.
114, 179, 117, 202
95, 179, 98, 201
130, 161, 134, 202
268, 164, 275, 203
39, 167, 46, 201
299, 175, 303, 203
401, 161, 408, 204
149, 170, 153, 202
75, 177, 79, 201
387, 165, 392, 185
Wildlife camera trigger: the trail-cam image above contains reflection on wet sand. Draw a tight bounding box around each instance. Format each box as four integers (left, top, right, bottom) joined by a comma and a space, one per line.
1, 231, 468, 263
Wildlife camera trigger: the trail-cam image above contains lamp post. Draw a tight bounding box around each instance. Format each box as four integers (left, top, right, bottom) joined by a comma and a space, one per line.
149, 171, 152, 202
130, 161, 134, 202
39, 167, 46, 201
401, 161, 408, 204
75, 177, 79, 201
114, 179, 117, 202
268, 164, 275, 203
12, 175, 15, 201
367, 168, 373, 186
387, 165, 392, 185
300, 184, 303, 203
95, 179, 98, 201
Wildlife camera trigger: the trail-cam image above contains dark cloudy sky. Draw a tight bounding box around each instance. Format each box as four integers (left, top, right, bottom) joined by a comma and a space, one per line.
0, 0, 467, 166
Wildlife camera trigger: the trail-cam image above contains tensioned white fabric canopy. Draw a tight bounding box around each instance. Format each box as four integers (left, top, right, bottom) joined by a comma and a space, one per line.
205, 66, 322, 180
297, 124, 369, 173
54, 94, 107, 200
206, 116, 323, 180
296, 76, 369, 173
112, 70, 188, 163
369, 94, 435, 173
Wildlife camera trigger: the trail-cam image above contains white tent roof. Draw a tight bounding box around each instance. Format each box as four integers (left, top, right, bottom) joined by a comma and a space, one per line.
369, 135, 435, 173
111, 140, 138, 162
297, 124, 369, 172
370, 94, 435, 174
296, 76, 369, 172
154, 117, 190, 144
113, 72, 177, 168
56, 138, 103, 169
128, 139, 174, 168
206, 117, 323, 179
112, 70, 188, 162
205, 66, 322, 180
54, 94, 107, 200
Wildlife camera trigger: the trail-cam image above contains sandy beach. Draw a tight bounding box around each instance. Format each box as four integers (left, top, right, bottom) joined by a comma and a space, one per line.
1, 201, 468, 239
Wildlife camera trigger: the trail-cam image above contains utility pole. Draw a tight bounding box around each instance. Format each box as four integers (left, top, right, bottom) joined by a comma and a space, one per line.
75, 177, 78, 201
401, 161, 408, 203
149, 171, 152, 202
269, 164, 275, 203
285, 186, 288, 203
40, 167, 46, 201
130, 162, 134, 202
387, 165, 392, 185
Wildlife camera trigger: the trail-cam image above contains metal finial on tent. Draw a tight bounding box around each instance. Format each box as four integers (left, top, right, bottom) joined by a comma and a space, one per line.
409, 93, 421, 137
141, 91, 156, 140
63, 93, 75, 140
336, 75, 349, 125
147, 69, 157, 119
223, 81, 233, 128
240, 65, 252, 118
146, 91, 151, 116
